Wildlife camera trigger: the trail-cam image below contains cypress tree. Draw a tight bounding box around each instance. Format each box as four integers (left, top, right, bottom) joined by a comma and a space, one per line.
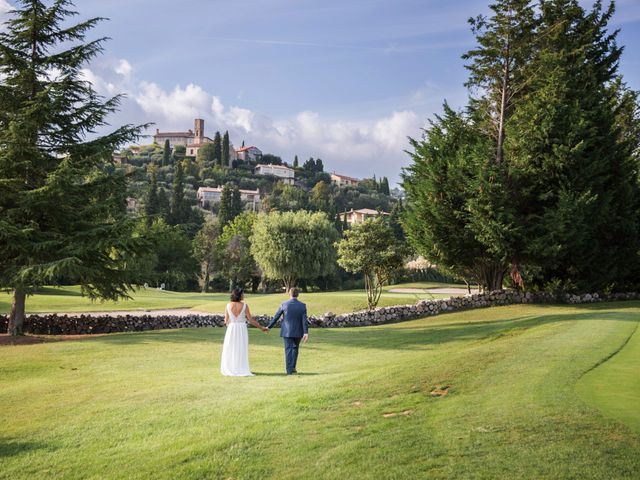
169, 161, 185, 225
504, 0, 640, 290
293, 155, 299, 168
380, 177, 390, 196
213, 131, 222, 165
162, 139, 171, 166
0, 0, 145, 335
222, 130, 230, 167
144, 165, 159, 226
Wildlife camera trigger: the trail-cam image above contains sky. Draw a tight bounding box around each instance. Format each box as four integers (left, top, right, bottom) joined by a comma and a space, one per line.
1, 0, 639, 185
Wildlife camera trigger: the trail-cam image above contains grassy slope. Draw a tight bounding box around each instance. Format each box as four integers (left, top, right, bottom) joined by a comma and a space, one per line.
576, 321, 640, 433
0, 284, 455, 316
1, 303, 639, 479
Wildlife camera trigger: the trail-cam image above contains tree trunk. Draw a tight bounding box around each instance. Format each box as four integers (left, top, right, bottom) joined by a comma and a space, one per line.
496, 36, 511, 166
479, 262, 505, 292
8, 288, 26, 336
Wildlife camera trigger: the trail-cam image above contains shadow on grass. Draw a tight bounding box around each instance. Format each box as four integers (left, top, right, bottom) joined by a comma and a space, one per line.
252, 372, 320, 376
0, 438, 49, 458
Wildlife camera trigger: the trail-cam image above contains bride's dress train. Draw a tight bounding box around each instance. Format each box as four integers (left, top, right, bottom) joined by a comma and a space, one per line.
220, 303, 254, 376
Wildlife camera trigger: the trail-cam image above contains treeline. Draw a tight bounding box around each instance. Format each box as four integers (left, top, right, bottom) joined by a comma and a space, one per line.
403, 0, 640, 293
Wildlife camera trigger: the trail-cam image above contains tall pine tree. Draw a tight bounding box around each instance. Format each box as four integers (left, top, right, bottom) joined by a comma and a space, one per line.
0, 0, 145, 335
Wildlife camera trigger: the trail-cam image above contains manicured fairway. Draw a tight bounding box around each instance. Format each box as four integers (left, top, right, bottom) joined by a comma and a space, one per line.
0, 283, 456, 316
576, 320, 640, 433
1, 303, 639, 479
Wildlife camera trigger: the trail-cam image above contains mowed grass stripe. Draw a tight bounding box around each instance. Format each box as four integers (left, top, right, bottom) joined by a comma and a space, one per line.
1, 304, 639, 479
576, 319, 640, 433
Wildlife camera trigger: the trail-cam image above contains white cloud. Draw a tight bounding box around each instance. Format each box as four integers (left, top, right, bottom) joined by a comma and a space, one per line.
81, 59, 423, 183
0, 0, 13, 32
115, 59, 132, 80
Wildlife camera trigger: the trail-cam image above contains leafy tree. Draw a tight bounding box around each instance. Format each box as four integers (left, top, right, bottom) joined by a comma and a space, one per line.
315, 158, 324, 172
403, 104, 504, 290
263, 183, 307, 212
303, 157, 316, 171
251, 211, 339, 290
261, 153, 283, 165
140, 219, 198, 291
217, 213, 259, 291
336, 218, 407, 309
218, 182, 243, 229
162, 139, 171, 166
403, 0, 640, 292
309, 181, 334, 213
213, 131, 222, 165
462, 0, 538, 288
192, 220, 219, 292
0, 0, 146, 335
196, 142, 216, 167
498, 0, 640, 290
222, 130, 230, 166
172, 144, 186, 163
144, 165, 160, 226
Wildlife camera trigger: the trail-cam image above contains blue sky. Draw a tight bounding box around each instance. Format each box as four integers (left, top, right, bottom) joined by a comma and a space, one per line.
1, 0, 639, 184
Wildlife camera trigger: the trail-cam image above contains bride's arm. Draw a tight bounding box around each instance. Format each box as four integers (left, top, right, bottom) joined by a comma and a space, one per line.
224, 304, 229, 326
245, 305, 267, 332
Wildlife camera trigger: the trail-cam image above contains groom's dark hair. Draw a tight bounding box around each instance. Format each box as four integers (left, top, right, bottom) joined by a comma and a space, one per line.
289, 287, 299, 298
230, 288, 243, 302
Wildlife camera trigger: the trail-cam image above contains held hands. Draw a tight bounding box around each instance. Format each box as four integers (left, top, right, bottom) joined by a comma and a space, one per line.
261, 326, 269, 333
302, 334, 309, 343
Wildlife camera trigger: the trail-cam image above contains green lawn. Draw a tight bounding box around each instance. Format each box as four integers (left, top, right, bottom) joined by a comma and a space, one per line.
0, 284, 455, 316
1, 303, 639, 479
576, 320, 640, 433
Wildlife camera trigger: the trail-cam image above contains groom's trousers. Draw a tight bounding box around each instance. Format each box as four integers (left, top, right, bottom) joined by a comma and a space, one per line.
283, 337, 301, 374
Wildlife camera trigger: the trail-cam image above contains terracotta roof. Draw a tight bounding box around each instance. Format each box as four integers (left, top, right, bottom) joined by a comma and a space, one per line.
331, 172, 359, 182
154, 131, 194, 137
236, 146, 260, 152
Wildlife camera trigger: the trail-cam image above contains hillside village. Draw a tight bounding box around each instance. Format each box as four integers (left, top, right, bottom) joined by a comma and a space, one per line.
116, 118, 404, 225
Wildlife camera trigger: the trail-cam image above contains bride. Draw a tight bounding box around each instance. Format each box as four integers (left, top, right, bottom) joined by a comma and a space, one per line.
220, 287, 267, 376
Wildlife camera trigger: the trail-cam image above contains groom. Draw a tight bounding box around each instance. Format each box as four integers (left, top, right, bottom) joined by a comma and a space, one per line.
266, 287, 309, 375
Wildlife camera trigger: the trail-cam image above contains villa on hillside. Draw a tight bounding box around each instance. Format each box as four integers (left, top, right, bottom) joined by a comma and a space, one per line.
342, 208, 389, 225
254, 164, 295, 185
331, 172, 359, 187
153, 119, 209, 148
196, 186, 261, 211
236, 145, 263, 162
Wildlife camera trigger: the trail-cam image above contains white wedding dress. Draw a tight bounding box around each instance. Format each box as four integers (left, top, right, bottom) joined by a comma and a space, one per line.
220, 303, 254, 377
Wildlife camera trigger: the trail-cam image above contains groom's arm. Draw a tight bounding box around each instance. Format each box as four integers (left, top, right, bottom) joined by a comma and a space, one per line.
302, 305, 308, 335
267, 305, 284, 330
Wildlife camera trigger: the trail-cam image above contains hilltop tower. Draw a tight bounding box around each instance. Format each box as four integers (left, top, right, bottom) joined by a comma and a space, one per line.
194, 118, 204, 143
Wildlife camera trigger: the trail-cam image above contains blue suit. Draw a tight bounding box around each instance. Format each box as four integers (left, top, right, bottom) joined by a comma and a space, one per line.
267, 298, 308, 374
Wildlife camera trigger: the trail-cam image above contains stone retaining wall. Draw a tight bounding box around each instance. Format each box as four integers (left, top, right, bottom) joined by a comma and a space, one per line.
2, 290, 639, 335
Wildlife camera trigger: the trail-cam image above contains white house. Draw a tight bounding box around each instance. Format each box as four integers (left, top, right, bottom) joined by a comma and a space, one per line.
342, 208, 389, 225
196, 186, 261, 211
331, 172, 359, 187
254, 164, 295, 185
236, 146, 262, 162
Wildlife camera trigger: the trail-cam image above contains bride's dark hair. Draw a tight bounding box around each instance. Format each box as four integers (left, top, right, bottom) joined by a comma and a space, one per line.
230, 288, 243, 302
